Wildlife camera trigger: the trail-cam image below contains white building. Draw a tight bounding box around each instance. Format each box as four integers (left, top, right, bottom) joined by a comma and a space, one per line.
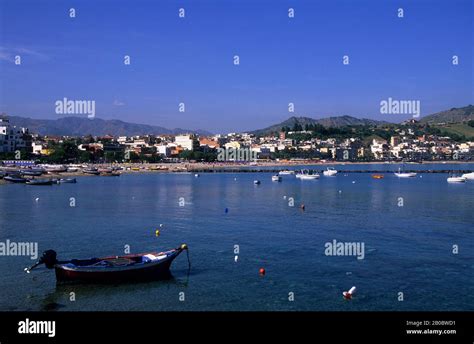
175, 134, 194, 151
0, 117, 32, 153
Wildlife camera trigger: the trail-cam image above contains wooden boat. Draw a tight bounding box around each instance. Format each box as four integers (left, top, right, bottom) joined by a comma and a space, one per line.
4, 175, 27, 183
82, 168, 100, 175
58, 178, 77, 184
372, 174, 384, 179
25, 244, 189, 284
26, 179, 54, 185
20, 169, 44, 176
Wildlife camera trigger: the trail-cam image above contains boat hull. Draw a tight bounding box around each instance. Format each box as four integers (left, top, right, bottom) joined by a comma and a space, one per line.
54, 250, 182, 284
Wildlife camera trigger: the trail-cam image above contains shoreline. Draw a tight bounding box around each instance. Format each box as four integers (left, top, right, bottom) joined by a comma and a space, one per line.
1, 160, 473, 184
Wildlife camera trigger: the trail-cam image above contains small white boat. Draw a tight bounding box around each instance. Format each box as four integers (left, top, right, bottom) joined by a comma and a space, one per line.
271, 175, 282, 182
299, 174, 319, 180
254, 180, 261, 185
323, 167, 337, 177
447, 176, 466, 183
278, 170, 294, 175
394, 167, 417, 178
461, 172, 474, 180
194, 173, 200, 178
296, 169, 319, 180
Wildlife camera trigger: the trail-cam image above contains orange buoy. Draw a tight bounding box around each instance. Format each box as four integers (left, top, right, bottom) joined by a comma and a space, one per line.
259, 268, 266, 276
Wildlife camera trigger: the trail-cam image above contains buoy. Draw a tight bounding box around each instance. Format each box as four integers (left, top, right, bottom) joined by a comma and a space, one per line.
225, 207, 229, 213
155, 230, 160, 237
343, 286, 356, 300
195, 173, 199, 177
352, 181, 355, 184
283, 195, 287, 199
35, 198, 39, 202
338, 190, 342, 194
300, 203, 305, 211
259, 268, 266, 276
234, 255, 238, 262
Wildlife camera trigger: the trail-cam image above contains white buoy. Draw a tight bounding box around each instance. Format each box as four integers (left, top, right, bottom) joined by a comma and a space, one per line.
352, 181, 356, 184
343, 286, 356, 300
195, 173, 199, 177
35, 198, 39, 202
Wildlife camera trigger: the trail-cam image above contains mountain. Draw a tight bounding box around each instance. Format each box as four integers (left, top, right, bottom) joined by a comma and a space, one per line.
250, 115, 389, 136
5, 116, 212, 137
419, 105, 474, 124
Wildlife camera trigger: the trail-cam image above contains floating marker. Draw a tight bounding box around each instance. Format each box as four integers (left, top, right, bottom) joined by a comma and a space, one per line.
234, 255, 238, 262
343, 286, 356, 300
338, 190, 342, 194
225, 208, 229, 213
283, 195, 287, 199
155, 230, 160, 237
234, 177, 237, 181
352, 181, 356, 184
259, 268, 266, 276
300, 203, 305, 211
35, 198, 39, 202
254, 180, 261, 185
194, 173, 199, 178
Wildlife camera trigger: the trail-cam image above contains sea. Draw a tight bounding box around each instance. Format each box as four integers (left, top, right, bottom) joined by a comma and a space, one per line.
0, 163, 472, 311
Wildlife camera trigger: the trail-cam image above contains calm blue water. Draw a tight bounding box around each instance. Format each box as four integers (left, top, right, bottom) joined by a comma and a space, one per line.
0, 166, 473, 311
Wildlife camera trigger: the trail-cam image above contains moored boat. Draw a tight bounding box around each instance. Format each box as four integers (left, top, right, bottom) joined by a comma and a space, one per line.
461, 172, 474, 180
83, 168, 100, 175
26, 178, 54, 185
58, 178, 77, 184
253, 180, 261, 185
25, 244, 190, 284
372, 174, 384, 179
20, 169, 44, 176
394, 167, 417, 178
447, 175, 466, 183
4, 175, 27, 183
322, 167, 337, 177
278, 170, 294, 175
271, 175, 282, 182
296, 169, 319, 180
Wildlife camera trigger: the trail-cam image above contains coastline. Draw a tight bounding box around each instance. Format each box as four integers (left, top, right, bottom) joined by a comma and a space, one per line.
1, 160, 474, 185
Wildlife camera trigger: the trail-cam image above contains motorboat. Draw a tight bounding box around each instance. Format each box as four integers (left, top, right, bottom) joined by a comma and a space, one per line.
322, 167, 337, 177
394, 167, 417, 178
461, 172, 474, 180
447, 176, 466, 183
296, 169, 320, 180
278, 170, 294, 175
271, 175, 282, 182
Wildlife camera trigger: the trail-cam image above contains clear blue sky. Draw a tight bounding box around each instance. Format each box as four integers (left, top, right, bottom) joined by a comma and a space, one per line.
0, 0, 472, 133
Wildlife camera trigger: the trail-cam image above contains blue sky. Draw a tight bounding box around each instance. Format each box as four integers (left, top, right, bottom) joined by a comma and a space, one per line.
0, 0, 472, 133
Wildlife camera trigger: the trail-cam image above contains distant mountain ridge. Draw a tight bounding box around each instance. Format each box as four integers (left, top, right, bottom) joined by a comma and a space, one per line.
5, 116, 212, 137
419, 105, 474, 124
250, 115, 389, 136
